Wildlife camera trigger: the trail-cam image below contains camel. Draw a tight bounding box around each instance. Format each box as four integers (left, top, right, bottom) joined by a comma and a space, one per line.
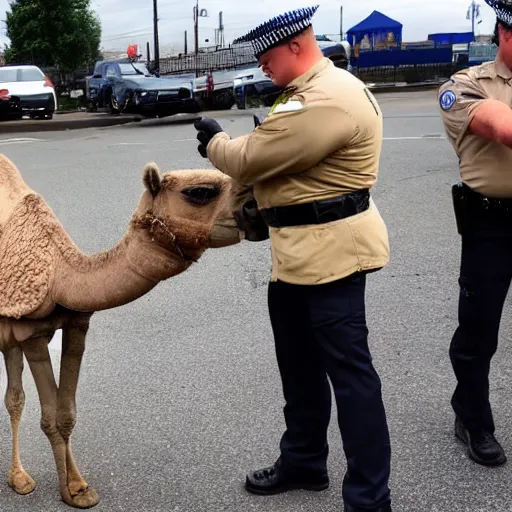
0, 153, 260, 509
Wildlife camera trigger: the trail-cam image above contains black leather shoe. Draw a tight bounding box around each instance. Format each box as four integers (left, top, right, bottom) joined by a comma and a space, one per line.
455, 416, 507, 466
345, 501, 392, 512
245, 457, 329, 495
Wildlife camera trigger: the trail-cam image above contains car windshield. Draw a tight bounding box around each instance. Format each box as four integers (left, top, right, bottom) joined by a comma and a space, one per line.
0, 67, 44, 82
118, 63, 150, 76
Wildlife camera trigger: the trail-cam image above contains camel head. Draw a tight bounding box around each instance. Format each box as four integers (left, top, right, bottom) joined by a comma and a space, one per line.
130, 162, 249, 264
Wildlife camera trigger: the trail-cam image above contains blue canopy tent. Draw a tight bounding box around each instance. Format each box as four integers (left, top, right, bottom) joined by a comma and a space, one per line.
347, 10, 403, 51
428, 32, 475, 46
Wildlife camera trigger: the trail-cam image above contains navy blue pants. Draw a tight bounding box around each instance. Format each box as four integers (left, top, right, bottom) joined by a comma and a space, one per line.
450, 211, 512, 434
268, 272, 391, 510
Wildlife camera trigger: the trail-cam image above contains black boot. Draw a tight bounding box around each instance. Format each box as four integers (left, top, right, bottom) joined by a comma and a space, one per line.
345, 501, 392, 511
455, 416, 507, 466
245, 457, 329, 495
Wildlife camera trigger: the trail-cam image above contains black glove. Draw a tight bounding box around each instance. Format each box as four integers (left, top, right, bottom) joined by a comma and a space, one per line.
194, 117, 224, 158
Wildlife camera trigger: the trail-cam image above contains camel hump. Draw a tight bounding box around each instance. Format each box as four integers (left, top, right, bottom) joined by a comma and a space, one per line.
0, 153, 32, 189
0, 194, 55, 319
0, 153, 33, 228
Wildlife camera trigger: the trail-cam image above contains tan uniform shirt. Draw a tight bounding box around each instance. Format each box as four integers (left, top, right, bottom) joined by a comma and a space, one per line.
208, 57, 390, 285
438, 57, 512, 198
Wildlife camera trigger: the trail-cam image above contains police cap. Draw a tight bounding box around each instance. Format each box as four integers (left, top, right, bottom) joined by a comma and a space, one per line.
485, 0, 512, 27
233, 5, 320, 59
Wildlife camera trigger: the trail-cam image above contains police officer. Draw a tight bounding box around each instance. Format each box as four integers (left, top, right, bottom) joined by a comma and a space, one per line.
194, 5, 392, 511
438, 0, 512, 468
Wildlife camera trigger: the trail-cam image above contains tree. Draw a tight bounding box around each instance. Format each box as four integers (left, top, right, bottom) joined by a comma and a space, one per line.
3, 0, 102, 72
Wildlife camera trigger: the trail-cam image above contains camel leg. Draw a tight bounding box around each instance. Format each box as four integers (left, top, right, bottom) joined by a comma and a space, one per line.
21, 335, 78, 508
56, 323, 99, 508
3, 345, 36, 495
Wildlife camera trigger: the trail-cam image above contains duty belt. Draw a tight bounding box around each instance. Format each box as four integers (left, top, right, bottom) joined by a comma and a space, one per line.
456, 183, 512, 213
259, 189, 370, 228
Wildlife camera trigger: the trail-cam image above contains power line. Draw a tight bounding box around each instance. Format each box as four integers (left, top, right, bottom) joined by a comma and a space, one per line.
102, 27, 154, 41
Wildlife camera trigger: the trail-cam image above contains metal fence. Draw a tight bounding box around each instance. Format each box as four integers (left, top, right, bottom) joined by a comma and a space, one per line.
157, 44, 456, 84
354, 63, 456, 83
159, 43, 257, 76
36, 55, 457, 98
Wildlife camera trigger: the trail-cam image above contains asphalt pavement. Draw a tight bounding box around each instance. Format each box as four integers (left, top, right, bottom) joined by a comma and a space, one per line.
0, 90, 510, 512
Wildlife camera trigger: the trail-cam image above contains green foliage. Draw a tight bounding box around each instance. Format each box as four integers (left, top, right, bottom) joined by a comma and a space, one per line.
4, 0, 102, 72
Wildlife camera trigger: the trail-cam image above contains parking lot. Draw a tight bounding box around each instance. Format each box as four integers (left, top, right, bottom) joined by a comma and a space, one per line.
0, 90, 511, 512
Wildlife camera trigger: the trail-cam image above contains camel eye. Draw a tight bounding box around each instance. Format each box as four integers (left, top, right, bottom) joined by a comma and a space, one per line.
182, 186, 220, 204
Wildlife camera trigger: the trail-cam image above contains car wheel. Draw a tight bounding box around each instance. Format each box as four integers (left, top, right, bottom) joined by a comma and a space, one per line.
211, 91, 235, 110
31, 112, 53, 120
236, 89, 247, 110
109, 90, 120, 115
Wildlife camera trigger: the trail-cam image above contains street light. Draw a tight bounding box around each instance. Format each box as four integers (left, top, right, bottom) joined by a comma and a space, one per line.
466, 0, 482, 37
193, 1, 209, 55
193, 1, 209, 78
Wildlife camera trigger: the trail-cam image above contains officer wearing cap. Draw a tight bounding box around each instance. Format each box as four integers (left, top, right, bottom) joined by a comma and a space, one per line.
437, 0, 512, 468
194, 6, 392, 511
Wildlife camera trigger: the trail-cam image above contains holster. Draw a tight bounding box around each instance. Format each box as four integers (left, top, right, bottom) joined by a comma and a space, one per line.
452, 182, 471, 235
232, 197, 270, 242
240, 199, 270, 242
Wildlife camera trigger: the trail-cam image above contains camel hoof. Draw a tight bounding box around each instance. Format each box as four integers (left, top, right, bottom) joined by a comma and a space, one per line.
65, 487, 100, 509
8, 470, 36, 495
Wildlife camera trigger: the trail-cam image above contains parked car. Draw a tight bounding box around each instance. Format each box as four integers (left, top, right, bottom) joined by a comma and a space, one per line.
0, 65, 57, 119
318, 40, 351, 69
86, 59, 200, 118
193, 70, 238, 110
233, 66, 280, 109
233, 40, 351, 110
0, 88, 23, 121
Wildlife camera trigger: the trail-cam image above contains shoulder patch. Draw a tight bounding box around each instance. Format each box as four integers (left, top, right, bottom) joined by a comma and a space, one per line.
271, 99, 304, 114
439, 90, 457, 111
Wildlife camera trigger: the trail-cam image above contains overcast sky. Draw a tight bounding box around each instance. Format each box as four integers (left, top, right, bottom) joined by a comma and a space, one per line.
0, 0, 499, 55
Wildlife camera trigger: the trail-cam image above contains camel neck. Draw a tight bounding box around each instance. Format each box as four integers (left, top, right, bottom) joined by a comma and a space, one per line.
52, 226, 191, 313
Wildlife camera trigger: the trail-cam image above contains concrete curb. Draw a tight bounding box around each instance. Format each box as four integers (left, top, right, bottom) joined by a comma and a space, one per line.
0, 114, 141, 134
55, 110, 86, 115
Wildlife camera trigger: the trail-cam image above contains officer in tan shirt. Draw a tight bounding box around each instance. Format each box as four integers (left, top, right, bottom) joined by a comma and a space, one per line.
438, 0, 512, 470
194, 6, 392, 511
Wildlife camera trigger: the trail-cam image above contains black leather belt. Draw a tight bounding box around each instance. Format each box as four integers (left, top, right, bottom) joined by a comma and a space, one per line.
457, 183, 512, 213
259, 189, 370, 228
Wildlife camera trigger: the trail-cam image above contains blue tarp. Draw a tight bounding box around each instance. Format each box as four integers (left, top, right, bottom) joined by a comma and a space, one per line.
354, 48, 453, 68
347, 10, 403, 48
428, 32, 475, 46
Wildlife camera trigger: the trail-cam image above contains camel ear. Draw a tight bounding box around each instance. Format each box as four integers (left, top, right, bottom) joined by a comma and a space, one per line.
143, 162, 162, 197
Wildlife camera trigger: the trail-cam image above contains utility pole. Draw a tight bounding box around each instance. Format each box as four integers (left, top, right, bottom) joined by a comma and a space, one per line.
340, 6, 343, 41
194, 0, 199, 78
194, 0, 199, 56
219, 11, 224, 47
153, 0, 160, 72
184, 30, 188, 55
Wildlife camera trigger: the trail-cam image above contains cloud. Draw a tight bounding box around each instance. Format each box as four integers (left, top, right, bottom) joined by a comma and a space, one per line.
0, 0, 498, 55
